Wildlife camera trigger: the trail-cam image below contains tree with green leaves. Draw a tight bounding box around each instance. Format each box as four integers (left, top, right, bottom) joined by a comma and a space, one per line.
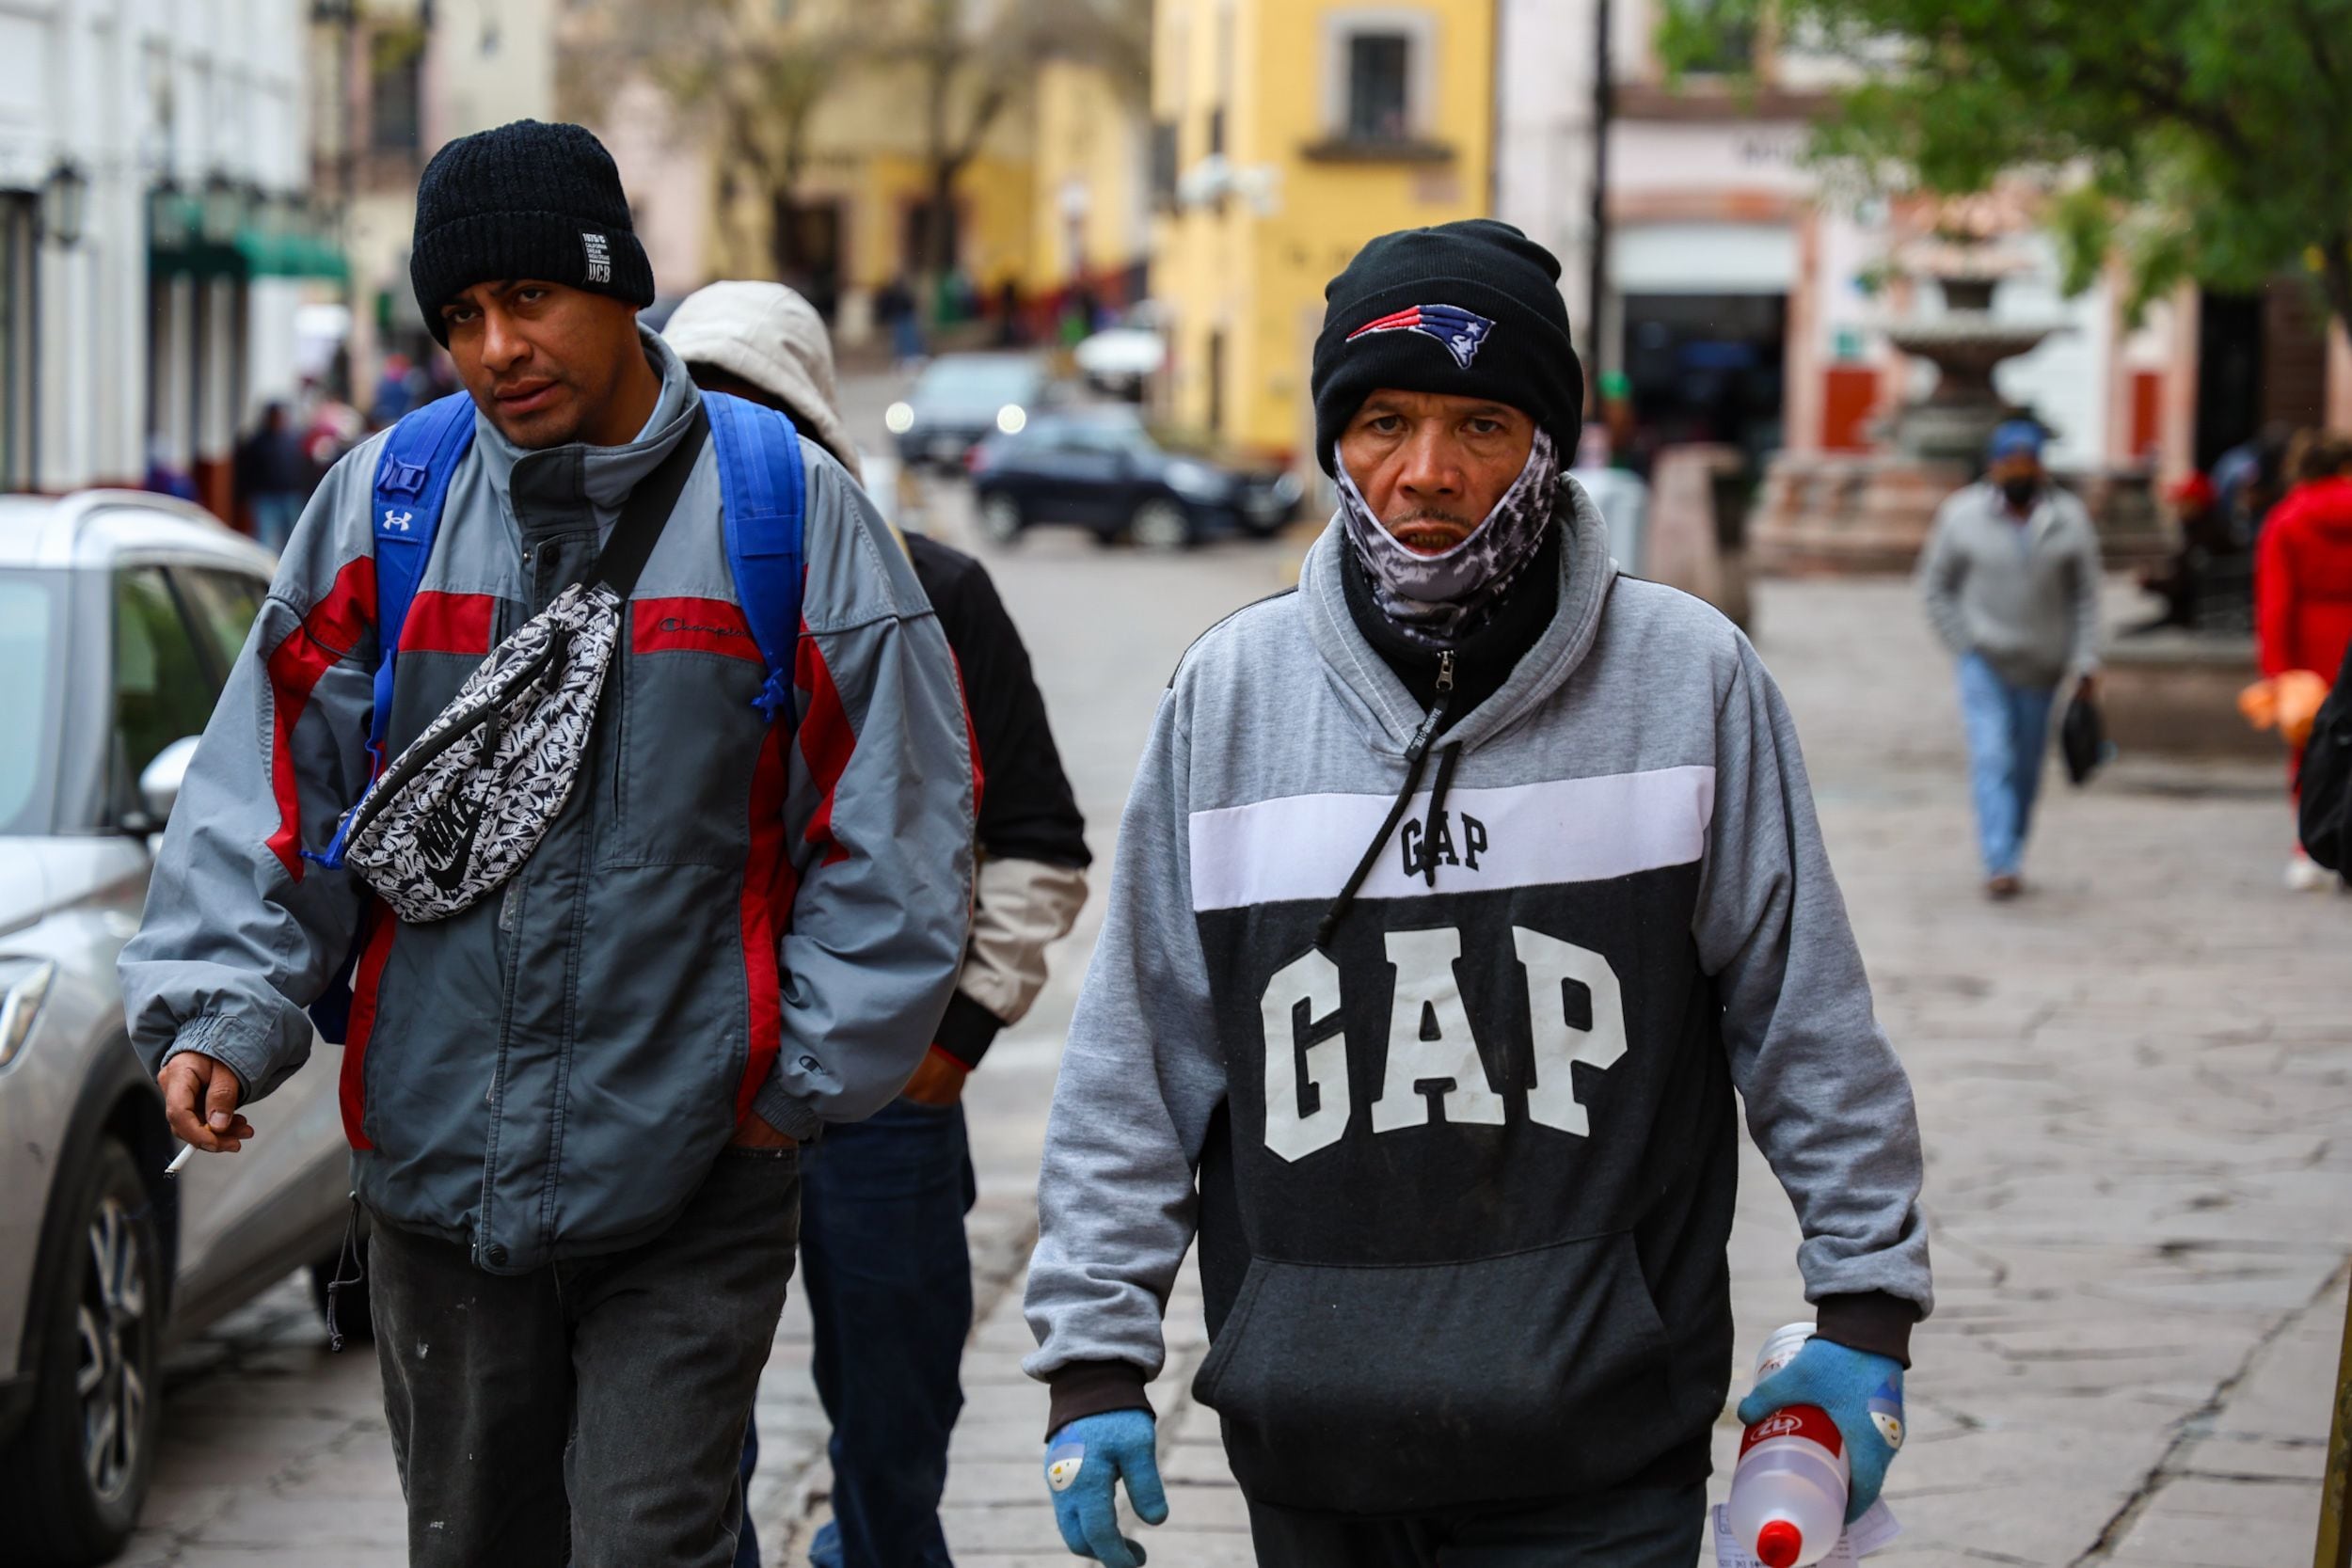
1662, 0, 2352, 328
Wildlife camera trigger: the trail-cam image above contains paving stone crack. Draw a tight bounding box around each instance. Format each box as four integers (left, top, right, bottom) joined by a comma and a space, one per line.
2067, 1256, 2350, 1564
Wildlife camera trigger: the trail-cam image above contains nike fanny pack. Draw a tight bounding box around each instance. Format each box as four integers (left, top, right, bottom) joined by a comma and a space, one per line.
330, 412, 708, 924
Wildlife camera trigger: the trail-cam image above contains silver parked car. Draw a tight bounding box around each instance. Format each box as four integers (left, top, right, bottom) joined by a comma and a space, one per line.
0, 491, 366, 1566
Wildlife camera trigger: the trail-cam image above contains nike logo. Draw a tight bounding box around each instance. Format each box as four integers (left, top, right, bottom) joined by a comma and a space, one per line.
417, 786, 487, 892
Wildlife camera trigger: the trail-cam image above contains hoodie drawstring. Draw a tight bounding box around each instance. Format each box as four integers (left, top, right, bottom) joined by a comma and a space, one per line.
1316, 651, 1456, 949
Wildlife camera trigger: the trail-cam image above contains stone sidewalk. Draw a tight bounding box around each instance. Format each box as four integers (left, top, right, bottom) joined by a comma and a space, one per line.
128, 557, 2352, 1568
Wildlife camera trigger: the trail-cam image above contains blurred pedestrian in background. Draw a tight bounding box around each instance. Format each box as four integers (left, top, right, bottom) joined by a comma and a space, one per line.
878, 275, 927, 370
2215, 420, 2296, 546
232, 401, 310, 553
2255, 430, 2352, 890
2133, 470, 2235, 631
667, 279, 1092, 1568
142, 434, 199, 502
1919, 420, 2105, 897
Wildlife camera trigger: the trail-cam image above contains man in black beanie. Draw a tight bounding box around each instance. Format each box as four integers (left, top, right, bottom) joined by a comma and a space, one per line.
120, 119, 979, 1567
1022, 219, 1930, 1565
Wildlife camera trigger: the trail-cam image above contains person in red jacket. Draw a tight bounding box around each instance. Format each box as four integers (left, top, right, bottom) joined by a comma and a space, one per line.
2255, 430, 2352, 890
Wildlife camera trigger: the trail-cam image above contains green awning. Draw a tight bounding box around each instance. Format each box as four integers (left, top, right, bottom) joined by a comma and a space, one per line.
236, 227, 349, 281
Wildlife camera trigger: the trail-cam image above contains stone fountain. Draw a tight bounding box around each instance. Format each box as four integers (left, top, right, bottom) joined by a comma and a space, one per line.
1752, 248, 2163, 573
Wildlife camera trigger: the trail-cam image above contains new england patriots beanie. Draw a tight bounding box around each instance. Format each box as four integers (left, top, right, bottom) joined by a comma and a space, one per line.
410, 119, 655, 344
1311, 219, 1584, 476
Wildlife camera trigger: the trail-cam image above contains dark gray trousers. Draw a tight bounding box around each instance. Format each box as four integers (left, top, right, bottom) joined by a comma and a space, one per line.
368, 1146, 801, 1568
1246, 1482, 1708, 1568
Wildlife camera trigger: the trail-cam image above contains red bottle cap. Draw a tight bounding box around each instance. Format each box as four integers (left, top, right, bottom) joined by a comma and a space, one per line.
1756, 1519, 1804, 1568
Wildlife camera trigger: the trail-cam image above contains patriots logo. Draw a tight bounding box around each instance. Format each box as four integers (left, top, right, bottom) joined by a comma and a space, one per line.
1345, 303, 1496, 369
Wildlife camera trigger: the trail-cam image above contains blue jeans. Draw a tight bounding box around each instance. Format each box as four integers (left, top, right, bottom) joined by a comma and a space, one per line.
250, 492, 302, 553
736, 1099, 976, 1568
1957, 653, 2058, 878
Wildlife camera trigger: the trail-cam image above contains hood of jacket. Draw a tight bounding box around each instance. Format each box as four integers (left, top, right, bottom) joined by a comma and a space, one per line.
660, 281, 864, 481
1300, 473, 1617, 758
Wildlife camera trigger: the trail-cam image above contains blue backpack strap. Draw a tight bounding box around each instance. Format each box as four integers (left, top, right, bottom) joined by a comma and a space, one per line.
704, 392, 807, 728
309, 391, 476, 874
366, 391, 478, 768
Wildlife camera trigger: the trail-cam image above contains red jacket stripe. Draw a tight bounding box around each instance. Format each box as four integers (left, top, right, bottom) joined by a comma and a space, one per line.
736, 720, 791, 1118
794, 620, 857, 869
339, 904, 396, 1150
400, 590, 497, 656
263, 556, 376, 879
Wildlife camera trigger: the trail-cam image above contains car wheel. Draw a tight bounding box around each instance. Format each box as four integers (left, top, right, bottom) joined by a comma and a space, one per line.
1129, 498, 1194, 552
0, 1137, 163, 1566
977, 493, 1025, 546
307, 1229, 375, 1345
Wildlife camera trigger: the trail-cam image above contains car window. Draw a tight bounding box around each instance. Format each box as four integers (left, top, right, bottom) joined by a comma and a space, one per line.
175, 567, 269, 677
0, 571, 61, 835
914, 356, 1041, 406
113, 567, 217, 790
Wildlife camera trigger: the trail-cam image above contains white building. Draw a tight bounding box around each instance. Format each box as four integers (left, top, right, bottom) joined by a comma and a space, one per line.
0, 0, 326, 505
1492, 0, 2312, 483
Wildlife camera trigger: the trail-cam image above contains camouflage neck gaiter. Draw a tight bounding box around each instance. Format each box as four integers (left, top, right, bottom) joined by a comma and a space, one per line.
1336, 427, 1561, 650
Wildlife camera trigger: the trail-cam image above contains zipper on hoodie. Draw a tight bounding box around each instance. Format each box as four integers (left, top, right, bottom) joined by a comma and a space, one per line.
1436, 649, 1456, 698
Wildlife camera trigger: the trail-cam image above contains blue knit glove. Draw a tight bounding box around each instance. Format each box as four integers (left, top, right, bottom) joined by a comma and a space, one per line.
1044, 1409, 1168, 1566
1737, 1338, 1905, 1524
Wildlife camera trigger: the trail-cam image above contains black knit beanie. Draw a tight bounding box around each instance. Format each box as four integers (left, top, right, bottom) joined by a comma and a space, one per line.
410, 120, 656, 344
1311, 219, 1584, 476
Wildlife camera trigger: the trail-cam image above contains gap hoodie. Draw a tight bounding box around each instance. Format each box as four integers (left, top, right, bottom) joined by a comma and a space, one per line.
1023, 484, 1931, 1515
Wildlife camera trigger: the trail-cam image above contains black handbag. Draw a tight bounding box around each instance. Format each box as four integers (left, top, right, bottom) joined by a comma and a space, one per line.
2298, 644, 2352, 871
2060, 689, 2108, 786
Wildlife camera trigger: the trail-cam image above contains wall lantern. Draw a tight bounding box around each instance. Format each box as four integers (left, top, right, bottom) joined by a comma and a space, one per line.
40, 162, 88, 248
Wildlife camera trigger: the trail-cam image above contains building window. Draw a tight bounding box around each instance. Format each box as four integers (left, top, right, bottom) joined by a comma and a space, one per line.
1310, 10, 1443, 161
370, 27, 425, 155
1346, 33, 1411, 142
1151, 121, 1180, 209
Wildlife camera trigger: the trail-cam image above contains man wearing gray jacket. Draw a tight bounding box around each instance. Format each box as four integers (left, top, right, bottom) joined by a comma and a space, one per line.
1024, 222, 1931, 1566
1918, 420, 2104, 897
119, 122, 974, 1567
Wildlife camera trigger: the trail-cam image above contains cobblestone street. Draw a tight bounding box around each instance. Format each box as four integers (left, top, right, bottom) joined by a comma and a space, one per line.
124, 507, 2352, 1568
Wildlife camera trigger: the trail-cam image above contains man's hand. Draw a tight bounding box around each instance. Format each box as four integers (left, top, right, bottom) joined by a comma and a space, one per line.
900, 1048, 969, 1107
1044, 1409, 1167, 1566
728, 1109, 797, 1149
1738, 1338, 1905, 1523
158, 1052, 254, 1154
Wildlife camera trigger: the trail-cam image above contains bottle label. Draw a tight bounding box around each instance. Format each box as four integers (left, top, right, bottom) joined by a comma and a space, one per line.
1740, 1402, 1844, 1460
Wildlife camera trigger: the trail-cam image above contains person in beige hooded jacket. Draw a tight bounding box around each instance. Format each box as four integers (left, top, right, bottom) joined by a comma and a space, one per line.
666, 281, 1092, 1568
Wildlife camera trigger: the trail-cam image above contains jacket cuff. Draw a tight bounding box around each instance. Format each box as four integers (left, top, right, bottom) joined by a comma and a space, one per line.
1815, 1291, 1920, 1368
164, 1016, 264, 1100
1044, 1360, 1154, 1439
933, 990, 1006, 1071
750, 1073, 825, 1144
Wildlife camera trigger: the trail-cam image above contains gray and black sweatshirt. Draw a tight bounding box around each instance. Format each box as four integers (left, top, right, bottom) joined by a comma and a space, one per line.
1022, 483, 1931, 1516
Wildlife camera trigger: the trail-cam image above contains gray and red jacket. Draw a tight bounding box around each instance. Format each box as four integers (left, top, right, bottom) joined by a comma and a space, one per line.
120, 334, 976, 1274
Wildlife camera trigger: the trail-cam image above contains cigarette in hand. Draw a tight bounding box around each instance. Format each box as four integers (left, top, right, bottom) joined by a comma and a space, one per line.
166, 1144, 196, 1179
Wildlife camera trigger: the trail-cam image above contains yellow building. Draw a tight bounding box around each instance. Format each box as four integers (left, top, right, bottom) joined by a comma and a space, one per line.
1152, 0, 1497, 467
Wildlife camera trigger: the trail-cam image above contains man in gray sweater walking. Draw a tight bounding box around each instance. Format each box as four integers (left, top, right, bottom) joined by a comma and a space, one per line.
1918, 420, 2104, 896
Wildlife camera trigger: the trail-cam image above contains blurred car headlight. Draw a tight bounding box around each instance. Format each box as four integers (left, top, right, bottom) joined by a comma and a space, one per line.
885, 402, 916, 435
0, 958, 56, 1069
1164, 459, 1227, 500
996, 404, 1028, 436
1272, 473, 1303, 503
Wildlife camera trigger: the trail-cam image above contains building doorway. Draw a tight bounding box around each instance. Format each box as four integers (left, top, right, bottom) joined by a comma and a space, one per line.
1619, 292, 1788, 476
